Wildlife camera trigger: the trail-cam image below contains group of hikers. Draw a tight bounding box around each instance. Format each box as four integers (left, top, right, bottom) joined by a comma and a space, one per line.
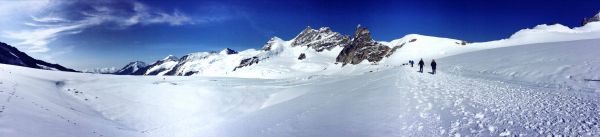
408, 59, 436, 74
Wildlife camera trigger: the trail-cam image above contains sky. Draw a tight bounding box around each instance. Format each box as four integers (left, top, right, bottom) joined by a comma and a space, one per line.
0, 0, 599, 70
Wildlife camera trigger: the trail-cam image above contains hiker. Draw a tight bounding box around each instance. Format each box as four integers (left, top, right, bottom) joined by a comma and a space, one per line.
431, 59, 437, 74
418, 59, 424, 73
409, 60, 414, 67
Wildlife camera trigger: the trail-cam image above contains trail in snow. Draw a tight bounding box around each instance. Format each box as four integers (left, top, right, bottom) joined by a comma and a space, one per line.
396, 68, 600, 136
206, 66, 600, 137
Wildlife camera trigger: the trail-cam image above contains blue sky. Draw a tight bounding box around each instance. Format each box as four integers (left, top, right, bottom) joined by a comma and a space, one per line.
0, 0, 599, 70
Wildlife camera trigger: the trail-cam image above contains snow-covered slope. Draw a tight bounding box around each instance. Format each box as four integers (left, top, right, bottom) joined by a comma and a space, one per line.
441, 38, 600, 92
382, 22, 600, 64
380, 34, 468, 64
471, 22, 600, 48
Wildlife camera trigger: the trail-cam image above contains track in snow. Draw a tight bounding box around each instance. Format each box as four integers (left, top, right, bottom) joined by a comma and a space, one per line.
394, 67, 600, 136
208, 66, 600, 137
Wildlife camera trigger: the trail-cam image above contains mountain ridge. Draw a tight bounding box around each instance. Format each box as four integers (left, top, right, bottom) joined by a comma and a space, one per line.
0, 42, 78, 72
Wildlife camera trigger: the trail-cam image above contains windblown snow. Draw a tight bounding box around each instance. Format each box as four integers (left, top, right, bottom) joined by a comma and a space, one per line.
1, 22, 600, 137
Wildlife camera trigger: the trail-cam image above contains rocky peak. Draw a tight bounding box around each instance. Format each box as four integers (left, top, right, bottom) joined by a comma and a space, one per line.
582, 11, 600, 26
220, 48, 238, 55
353, 24, 373, 42
290, 26, 350, 52
336, 25, 391, 66
162, 55, 179, 61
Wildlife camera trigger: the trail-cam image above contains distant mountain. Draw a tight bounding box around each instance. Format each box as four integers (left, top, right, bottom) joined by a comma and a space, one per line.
114, 61, 147, 75
0, 42, 77, 72
137, 55, 179, 75
582, 11, 600, 26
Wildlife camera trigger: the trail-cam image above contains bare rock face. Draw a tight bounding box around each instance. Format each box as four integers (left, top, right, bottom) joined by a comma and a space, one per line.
233, 56, 260, 71
298, 53, 306, 60
336, 25, 391, 65
582, 11, 600, 26
385, 44, 404, 58
291, 26, 350, 52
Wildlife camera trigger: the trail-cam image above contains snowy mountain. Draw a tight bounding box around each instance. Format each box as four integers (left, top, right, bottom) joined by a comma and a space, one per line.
114, 61, 147, 75
0, 42, 77, 72
138, 55, 180, 75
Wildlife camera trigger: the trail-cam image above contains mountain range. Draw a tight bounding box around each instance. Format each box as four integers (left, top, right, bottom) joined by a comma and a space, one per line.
0, 11, 599, 77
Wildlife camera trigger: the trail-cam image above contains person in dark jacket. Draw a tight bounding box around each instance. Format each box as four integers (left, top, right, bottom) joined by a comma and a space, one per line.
409, 60, 414, 67
418, 59, 424, 73
431, 59, 437, 74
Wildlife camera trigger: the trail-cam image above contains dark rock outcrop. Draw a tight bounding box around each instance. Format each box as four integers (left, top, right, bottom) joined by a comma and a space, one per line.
298, 53, 306, 60
385, 44, 404, 58
220, 48, 238, 55
291, 26, 350, 52
0, 42, 78, 72
336, 25, 391, 65
233, 56, 260, 71
582, 11, 600, 26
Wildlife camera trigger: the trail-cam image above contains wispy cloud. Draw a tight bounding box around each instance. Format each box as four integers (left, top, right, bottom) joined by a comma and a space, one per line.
5, 24, 84, 53
2, 0, 197, 53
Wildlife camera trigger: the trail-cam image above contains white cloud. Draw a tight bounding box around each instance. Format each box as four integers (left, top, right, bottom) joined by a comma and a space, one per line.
0, 0, 50, 18
31, 15, 70, 23
4, 24, 85, 53
2, 0, 195, 53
